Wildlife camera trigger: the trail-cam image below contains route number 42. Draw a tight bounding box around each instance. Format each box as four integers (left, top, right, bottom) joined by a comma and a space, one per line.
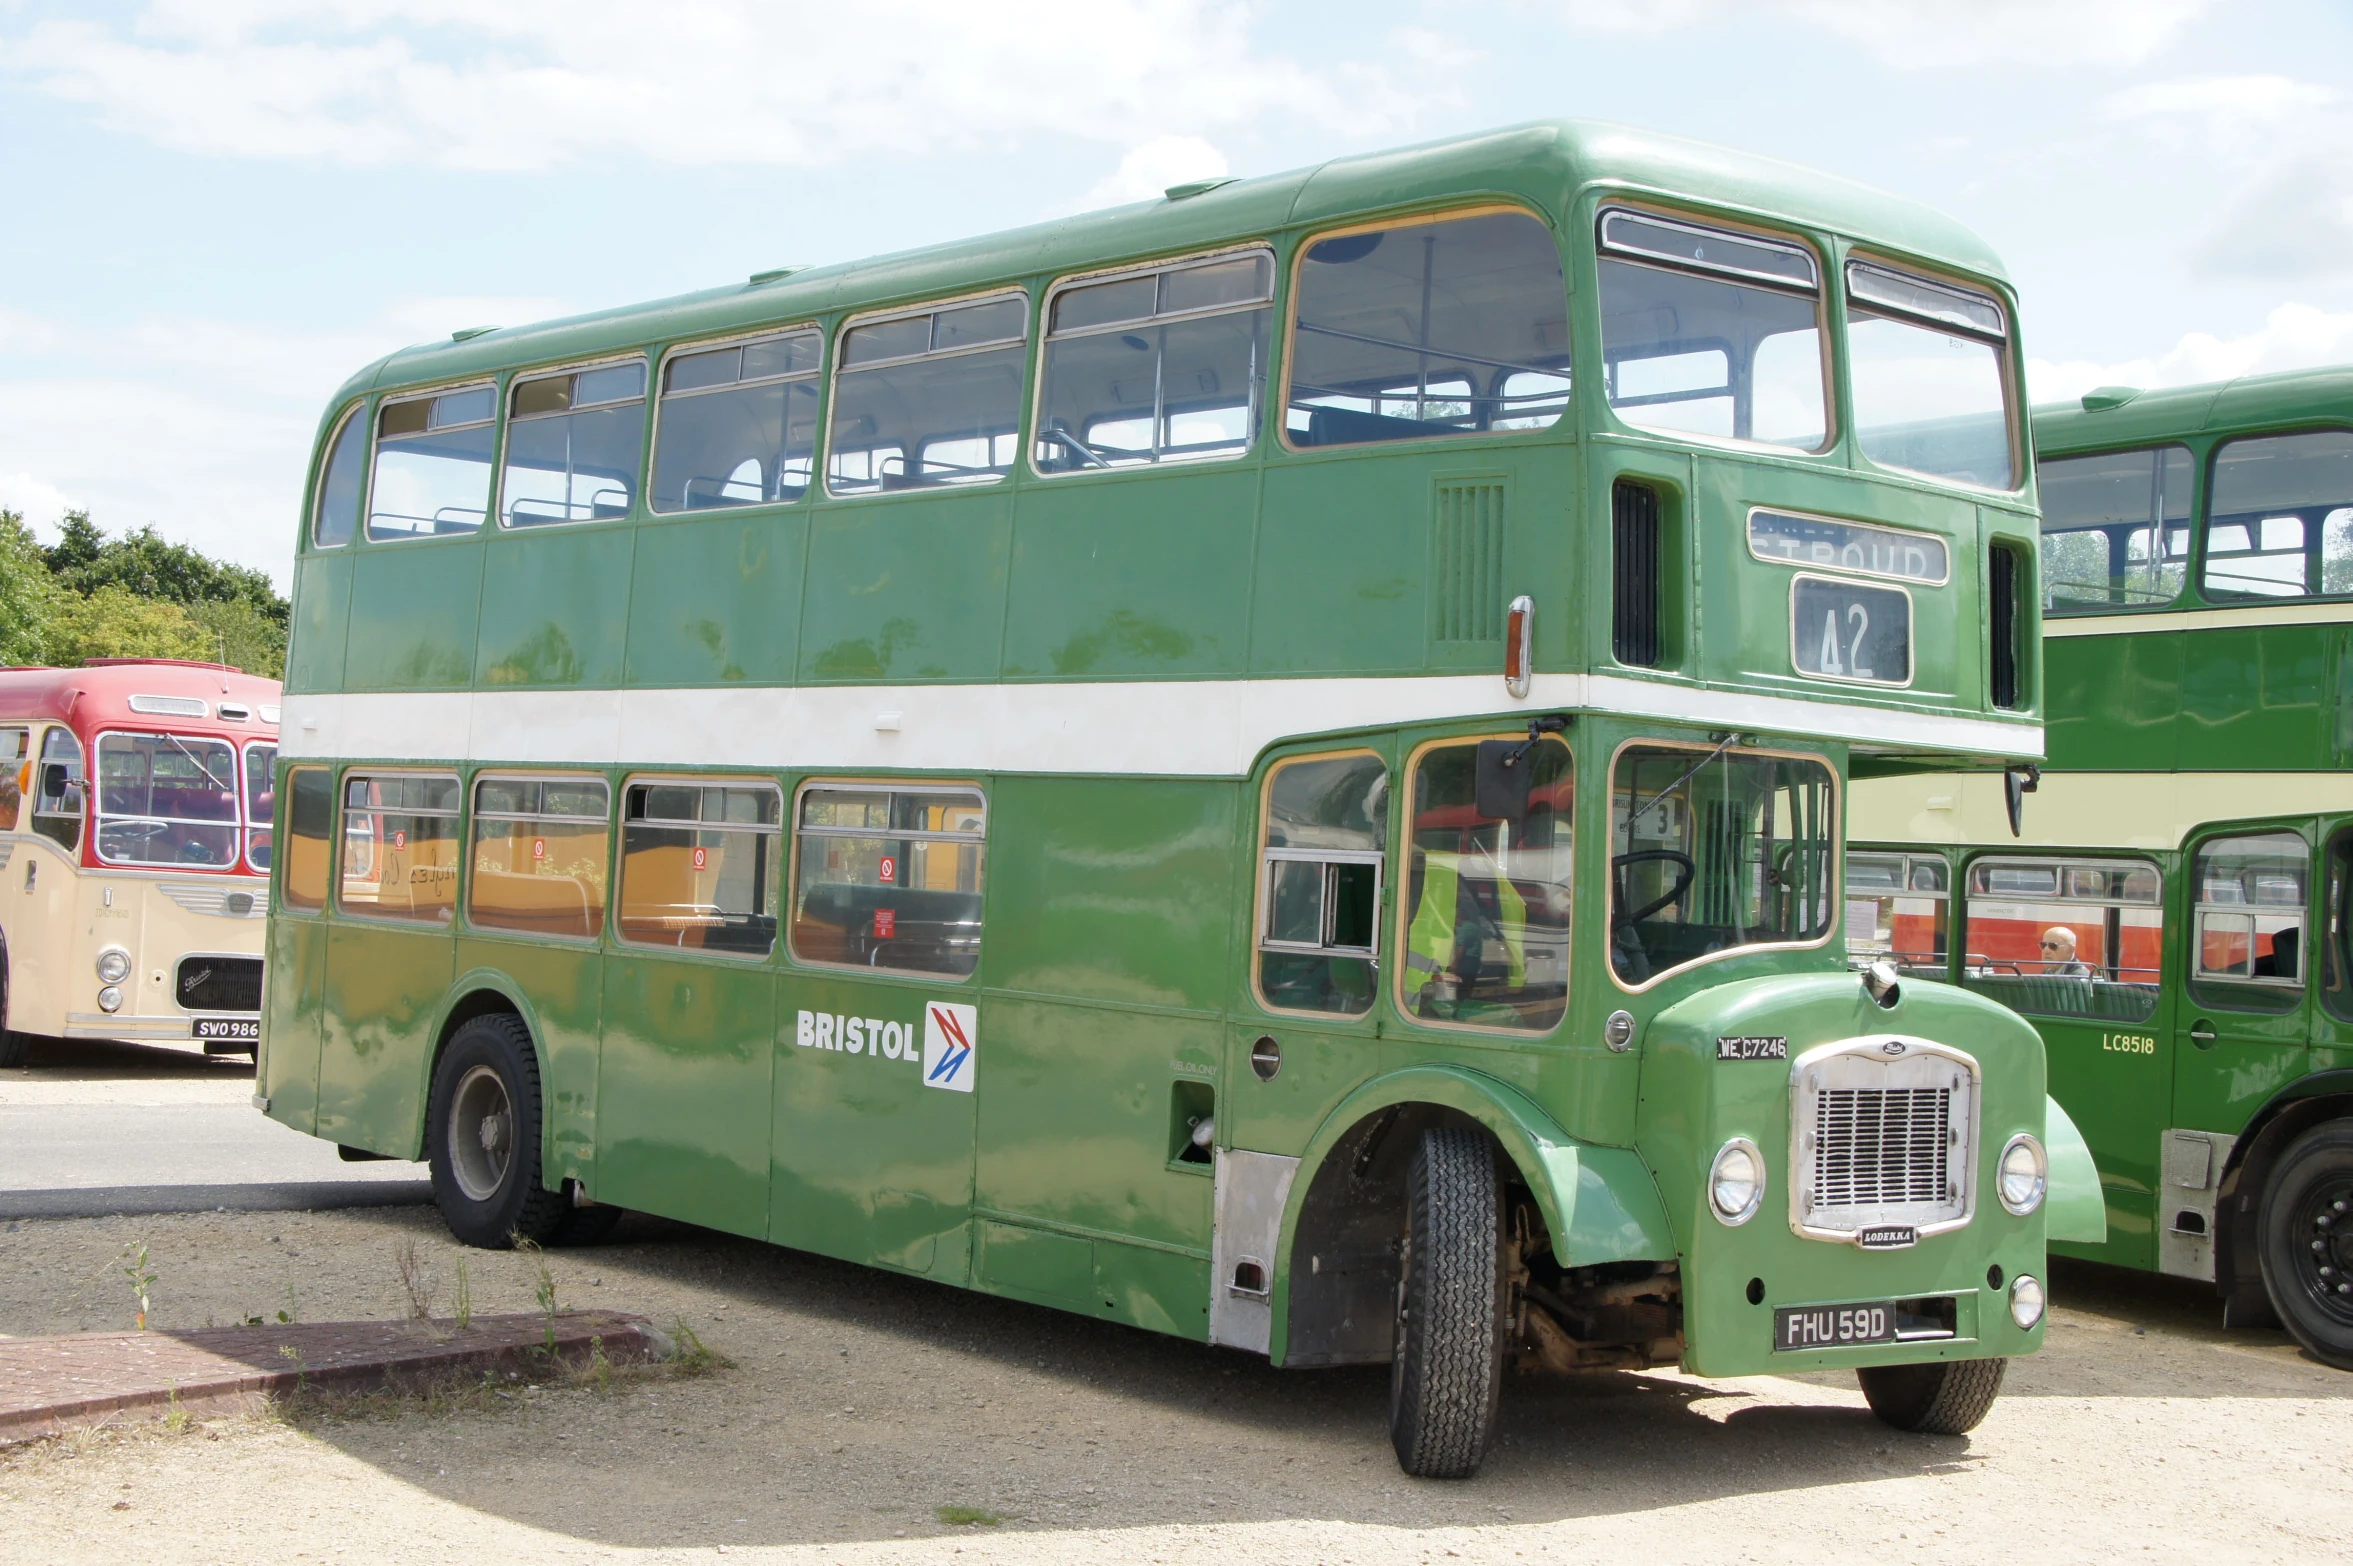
1791, 576, 1912, 687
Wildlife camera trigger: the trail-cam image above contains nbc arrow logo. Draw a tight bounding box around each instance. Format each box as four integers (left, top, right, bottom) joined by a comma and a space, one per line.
921, 1003, 977, 1093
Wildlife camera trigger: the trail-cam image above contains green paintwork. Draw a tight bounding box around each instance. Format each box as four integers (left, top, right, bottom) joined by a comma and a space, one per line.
265, 121, 2054, 1383
2043, 1094, 2106, 1245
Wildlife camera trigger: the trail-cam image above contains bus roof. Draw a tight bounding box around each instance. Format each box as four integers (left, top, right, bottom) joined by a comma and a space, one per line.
327, 118, 2013, 411
2033, 363, 2353, 457
0, 661, 283, 734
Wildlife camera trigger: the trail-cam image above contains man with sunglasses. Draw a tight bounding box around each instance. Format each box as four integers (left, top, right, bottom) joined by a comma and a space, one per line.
2039, 925, 2091, 977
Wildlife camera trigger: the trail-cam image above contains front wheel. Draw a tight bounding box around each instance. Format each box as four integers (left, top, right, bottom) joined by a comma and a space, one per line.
1389, 1127, 1506, 1478
426, 1014, 568, 1249
2256, 1119, 2353, 1370
1856, 1357, 2007, 1434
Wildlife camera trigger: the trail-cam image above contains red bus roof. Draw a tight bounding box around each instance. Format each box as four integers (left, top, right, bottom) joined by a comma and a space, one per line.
0, 660, 283, 737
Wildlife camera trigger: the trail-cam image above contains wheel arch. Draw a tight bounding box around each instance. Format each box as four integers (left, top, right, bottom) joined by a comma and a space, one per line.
1268, 1064, 1676, 1368
2215, 1070, 2353, 1316
405, 969, 546, 1163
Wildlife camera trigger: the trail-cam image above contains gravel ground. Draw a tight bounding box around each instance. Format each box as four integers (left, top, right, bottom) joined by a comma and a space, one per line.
1, 1200, 2347, 1566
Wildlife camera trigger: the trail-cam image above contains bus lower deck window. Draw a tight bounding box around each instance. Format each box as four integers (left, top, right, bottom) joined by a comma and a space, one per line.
1399, 737, 1572, 1031
792, 785, 984, 977
470, 775, 613, 941
281, 767, 334, 911
339, 774, 463, 924
617, 782, 782, 957
1257, 751, 1388, 1016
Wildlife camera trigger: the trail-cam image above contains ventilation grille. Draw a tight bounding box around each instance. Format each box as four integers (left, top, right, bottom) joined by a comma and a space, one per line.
1433, 481, 1505, 643
1612, 480, 1662, 667
1989, 545, 2022, 708
1813, 1087, 1953, 1208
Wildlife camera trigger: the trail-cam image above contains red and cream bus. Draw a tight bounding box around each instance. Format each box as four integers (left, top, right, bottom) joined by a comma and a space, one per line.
0, 660, 281, 1066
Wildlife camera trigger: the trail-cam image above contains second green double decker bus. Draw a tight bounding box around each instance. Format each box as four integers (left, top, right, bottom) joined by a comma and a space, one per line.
257, 120, 2097, 1475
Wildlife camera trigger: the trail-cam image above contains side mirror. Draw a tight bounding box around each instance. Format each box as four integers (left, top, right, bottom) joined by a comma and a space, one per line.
2004, 764, 2040, 838
1474, 739, 1534, 822
39, 763, 71, 801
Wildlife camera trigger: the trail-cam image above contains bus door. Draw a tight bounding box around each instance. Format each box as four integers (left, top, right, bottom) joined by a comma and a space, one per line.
2315, 820, 2353, 1078
1956, 851, 2170, 1270
2167, 823, 2317, 1276
597, 780, 780, 1242
772, 783, 982, 1282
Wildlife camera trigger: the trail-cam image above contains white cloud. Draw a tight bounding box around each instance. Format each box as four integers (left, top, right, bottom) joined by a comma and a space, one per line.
1081, 136, 1231, 210
2028, 303, 2353, 405
1555, 0, 2211, 67
6, 2, 1437, 172
0, 296, 568, 585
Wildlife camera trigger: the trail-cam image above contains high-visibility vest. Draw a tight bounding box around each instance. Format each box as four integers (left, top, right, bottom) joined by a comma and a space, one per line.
1402, 850, 1527, 1005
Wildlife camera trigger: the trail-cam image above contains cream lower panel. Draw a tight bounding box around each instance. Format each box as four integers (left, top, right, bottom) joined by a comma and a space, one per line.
282, 676, 2039, 774
1850, 770, 2353, 853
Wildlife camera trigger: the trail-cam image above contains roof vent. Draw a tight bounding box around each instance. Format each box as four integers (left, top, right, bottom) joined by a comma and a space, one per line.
450, 325, 498, 342
128, 694, 209, 718
748, 265, 807, 286
216, 703, 250, 722
259, 704, 282, 726
1163, 177, 1237, 201
2081, 385, 2141, 412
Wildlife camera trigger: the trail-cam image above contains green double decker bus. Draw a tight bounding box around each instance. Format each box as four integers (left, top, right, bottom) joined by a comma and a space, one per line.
257, 120, 2099, 1474
1851, 366, 2353, 1368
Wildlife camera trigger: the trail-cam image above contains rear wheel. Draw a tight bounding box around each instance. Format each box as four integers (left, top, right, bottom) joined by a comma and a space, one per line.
426, 1014, 567, 1249
1389, 1127, 1506, 1478
1856, 1357, 2007, 1434
0, 958, 28, 1069
2255, 1119, 2353, 1370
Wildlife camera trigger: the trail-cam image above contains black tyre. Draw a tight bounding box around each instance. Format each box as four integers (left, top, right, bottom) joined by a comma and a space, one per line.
2256, 1119, 2353, 1370
425, 1014, 567, 1249
0, 957, 28, 1069
1389, 1127, 1506, 1478
550, 1199, 626, 1248
1856, 1357, 2007, 1434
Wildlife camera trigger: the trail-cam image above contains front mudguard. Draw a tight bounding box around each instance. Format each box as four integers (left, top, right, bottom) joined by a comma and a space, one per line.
2044, 1093, 2106, 1245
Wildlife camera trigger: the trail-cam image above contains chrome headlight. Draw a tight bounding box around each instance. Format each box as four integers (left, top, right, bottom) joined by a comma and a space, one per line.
97, 986, 124, 1014
1998, 1133, 2047, 1216
96, 947, 132, 984
1709, 1137, 1766, 1226
2009, 1273, 2046, 1330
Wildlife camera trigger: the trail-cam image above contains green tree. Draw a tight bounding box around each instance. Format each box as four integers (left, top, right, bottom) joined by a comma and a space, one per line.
185, 597, 287, 679
0, 509, 58, 666
49, 520, 287, 630
43, 584, 211, 666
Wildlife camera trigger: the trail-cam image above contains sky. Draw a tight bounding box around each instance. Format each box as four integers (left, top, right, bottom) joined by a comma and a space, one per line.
4, 0, 2352, 591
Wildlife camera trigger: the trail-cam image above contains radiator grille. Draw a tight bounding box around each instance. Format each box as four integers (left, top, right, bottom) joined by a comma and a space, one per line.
1989, 545, 2022, 709
1814, 1087, 1952, 1208
1612, 480, 1662, 666
1433, 481, 1505, 643
176, 956, 263, 1013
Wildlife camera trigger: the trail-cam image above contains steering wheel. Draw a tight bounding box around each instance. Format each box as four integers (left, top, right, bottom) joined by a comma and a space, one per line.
1612, 849, 1695, 926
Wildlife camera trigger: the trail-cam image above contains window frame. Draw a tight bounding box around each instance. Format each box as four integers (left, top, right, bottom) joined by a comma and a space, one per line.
1251, 746, 1391, 1021
310, 400, 367, 550
88, 727, 244, 872
1389, 730, 1577, 1037
1840, 251, 2021, 493
823, 289, 1033, 500
611, 773, 785, 960
648, 325, 827, 516
464, 771, 615, 944
1603, 735, 1842, 995
1592, 201, 1834, 458
1279, 203, 1575, 456
2187, 829, 2312, 994
2195, 425, 2353, 604
1029, 243, 1277, 480
787, 776, 987, 981
0, 724, 29, 834
242, 740, 278, 874
333, 769, 465, 926
495, 354, 651, 531
277, 764, 335, 913
1844, 849, 1951, 976
2033, 441, 2198, 617
364, 379, 501, 544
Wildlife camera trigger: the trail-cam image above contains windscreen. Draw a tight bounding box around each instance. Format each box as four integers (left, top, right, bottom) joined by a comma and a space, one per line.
95, 732, 241, 868
1610, 743, 1836, 984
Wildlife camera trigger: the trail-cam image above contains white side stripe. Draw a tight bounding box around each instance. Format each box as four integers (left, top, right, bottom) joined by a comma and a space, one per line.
279, 674, 2040, 774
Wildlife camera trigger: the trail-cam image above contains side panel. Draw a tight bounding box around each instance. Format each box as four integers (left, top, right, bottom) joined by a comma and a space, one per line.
596, 951, 773, 1240
798, 494, 1011, 681
1, 836, 81, 1036
624, 512, 805, 688
2177, 624, 2334, 772
2044, 628, 2181, 772
285, 552, 353, 695
454, 940, 602, 1188
259, 914, 327, 1135
343, 543, 483, 691
317, 922, 453, 1155
2039, 1004, 2174, 1270
474, 529, 632, 689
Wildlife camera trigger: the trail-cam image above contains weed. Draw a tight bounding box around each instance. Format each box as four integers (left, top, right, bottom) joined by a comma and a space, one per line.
515, 1235, 558, 1351
667, 1317, 729, 1376
276, 1280, 299, 1325
936, 1505, 1002, 1528
277, 1344, 308, 1396
586, 1335, 611, 1392
118, 1241, 157, 1331
452, 1257, 473, 1331
393, 1236, 439, 1321
161, 1387, 190, 1436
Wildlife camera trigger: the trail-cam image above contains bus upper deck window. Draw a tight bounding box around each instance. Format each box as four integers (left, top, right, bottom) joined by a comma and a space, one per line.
617, 782, 781, 956
791, 785, 984, 977
1257, 751, 1388, 1017
1287, 210, 1570, 448
1398, 737, 1572, 1032
338, 773, 463, 924
1845, 261, 2012, 489
2201, 430, 2353, 601
470, 776, 613, 941
828, 298, 1027, 496
652, 330, 823, 512
30, 728, 83, 852
1037, 251, 1272, 474
1597, 209, 1823, 451
368, 385, 495, 541
312, 405, 366, 548
501, 361, 647, 527
2038, 446, 2193, 612
281, 767, 333, 911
